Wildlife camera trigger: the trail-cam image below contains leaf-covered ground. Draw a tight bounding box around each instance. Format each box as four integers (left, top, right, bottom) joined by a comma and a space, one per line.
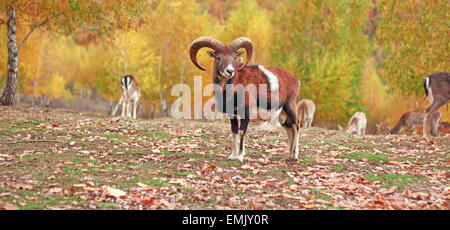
0, 106, 448, 210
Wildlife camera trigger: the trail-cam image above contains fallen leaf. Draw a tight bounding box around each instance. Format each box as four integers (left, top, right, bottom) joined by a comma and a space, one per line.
105, 187, 127, 198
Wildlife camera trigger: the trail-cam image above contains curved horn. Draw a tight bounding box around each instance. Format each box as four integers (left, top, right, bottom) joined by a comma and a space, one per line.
189, 36, 225, 71
228, 37, 253, 70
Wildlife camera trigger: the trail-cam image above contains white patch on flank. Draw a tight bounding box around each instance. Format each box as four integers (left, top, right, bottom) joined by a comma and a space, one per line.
258, 66, 279, 92
425, 77, 434, 104
258, 108, 282, 130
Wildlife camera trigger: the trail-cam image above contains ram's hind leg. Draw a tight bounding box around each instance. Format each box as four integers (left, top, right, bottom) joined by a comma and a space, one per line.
282, 124, 294, 159
283, 104, 300, 161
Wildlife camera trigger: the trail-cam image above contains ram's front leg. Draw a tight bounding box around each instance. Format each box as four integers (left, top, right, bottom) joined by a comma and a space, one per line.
228, 118, 240, 160
236, 118, 250, 162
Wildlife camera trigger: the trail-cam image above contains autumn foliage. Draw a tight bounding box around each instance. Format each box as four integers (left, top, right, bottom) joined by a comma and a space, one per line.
0, 0, 448, 124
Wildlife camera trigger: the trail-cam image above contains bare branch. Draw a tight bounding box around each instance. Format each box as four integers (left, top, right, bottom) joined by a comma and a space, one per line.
17, 12, 64, 50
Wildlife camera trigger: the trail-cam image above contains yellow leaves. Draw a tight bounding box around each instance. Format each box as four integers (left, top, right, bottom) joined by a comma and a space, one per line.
377, 0, 448, 96
45, 73, 72, 100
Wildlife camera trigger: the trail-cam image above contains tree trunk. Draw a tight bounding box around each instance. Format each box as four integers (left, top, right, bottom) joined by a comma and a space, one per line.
0, 9, 19, 106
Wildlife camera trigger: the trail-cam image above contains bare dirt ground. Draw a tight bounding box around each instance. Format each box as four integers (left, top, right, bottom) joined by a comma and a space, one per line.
0, 106, 448, 210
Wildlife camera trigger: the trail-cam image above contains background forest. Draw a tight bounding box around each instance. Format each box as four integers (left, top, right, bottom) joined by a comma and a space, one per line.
0, 0, 448, 130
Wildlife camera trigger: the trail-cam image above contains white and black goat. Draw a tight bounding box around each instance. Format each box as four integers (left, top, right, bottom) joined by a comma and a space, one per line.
189, 37, 301, 162
423, 72, 450, 143
111, 75, 141, 119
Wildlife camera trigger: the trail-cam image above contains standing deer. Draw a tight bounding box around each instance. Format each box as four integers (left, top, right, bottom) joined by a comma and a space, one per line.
390, 109, 440, 136
342, 112, 367, 136
111, 75, 141, 119
297, 99, 316, 128
423, 72, 450, 143
189, 37, 301, 162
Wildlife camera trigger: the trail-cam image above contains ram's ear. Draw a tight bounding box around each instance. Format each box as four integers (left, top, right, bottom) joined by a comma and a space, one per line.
207, 51, 216, 58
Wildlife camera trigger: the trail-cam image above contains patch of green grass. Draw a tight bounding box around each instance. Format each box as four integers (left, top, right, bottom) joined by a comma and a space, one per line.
339, 151, 390, 163
316, 193, 333, 201
364, 154, 390, 163
131, 149, 148, 155
16, 190, 38, 196
299, 156, 317, 165
78, 201, 117, 209
24, 117, 46, 125
20, 202, 44, 210
40, 195, 66, 206
365, 173, 428, 189
330, 165, 346, 171
160, 149, 173, 155
0, 129, 16, 136
151, 130, 173, 140
181, 187, 193, 192
145, 179, 171, 187
15, 154, 40, 162
271, 156, 283, 162
0, 186, 11, 192
251, 149, 265, 155
197, 134, 212, 139
316, 205, 345, 210
101, 164, 117, 170
236, 190, 247, 196
433, 166, 450, 171
62, 167, 84, 176
176, 138, 193, 143
176, 172, 190, 177
0, 196, 20, 204
71, 156, 98, 165
101, 133, 124, 142
96, 202, 117, 209
240, 172, 255, 178
178, 198, 189, 203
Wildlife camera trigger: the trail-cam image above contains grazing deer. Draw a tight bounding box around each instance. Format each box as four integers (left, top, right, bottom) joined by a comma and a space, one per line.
297, 99, 316, 128
438, 122, 450, 135
390, 109, 440, 136
343, 112, 367, 136
423, 72, 450, 143
111, 75, 141, 119
375, 121, 391, 135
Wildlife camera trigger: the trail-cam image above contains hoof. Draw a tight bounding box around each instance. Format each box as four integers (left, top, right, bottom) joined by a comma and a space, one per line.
237, 157, 244, 163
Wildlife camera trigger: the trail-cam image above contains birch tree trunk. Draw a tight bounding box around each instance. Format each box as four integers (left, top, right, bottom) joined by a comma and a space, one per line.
0, 8, 19, 106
